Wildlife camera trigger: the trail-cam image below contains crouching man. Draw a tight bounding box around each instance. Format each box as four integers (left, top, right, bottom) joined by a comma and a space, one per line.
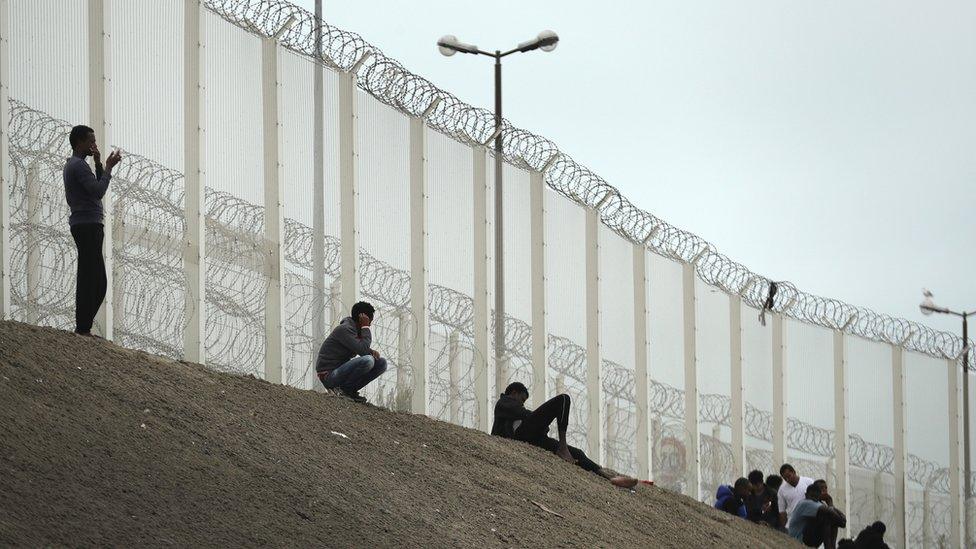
315, 302, 387, 404
491, 382, 638, 488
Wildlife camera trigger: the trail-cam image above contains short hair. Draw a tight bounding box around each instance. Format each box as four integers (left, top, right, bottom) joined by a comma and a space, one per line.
813, 479, 828, 490
765, 474, 783, 490
504, 382, 528, 396
733, 477, 750, 491
350, 301, 375, 320
748, 470, 764, 484
805, 483, 822, 498
69, 125, 94, 147
779, 463, 796, 476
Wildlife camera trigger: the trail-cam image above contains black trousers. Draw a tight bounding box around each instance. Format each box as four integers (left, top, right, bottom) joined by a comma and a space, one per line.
513, 394, 601, 473
70, 223, 106, 334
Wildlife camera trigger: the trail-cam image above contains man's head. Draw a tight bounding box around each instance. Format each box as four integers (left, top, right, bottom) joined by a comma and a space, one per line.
779, 463, 799, 486
351, 301, 375, 323
504, 382, 529, 404
805, 482, 822, 501
765, 474, 783, 491
733, 477, 751, 498
813, 479, 829, 499
748, 469, 764, 490
69, 125, 96, 156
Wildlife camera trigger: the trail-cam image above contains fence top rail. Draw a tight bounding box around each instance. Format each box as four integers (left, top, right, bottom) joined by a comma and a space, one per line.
200, 0, 970, 365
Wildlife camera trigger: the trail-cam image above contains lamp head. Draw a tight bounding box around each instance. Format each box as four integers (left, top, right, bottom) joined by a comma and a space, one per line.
919, 288, 947, 316
438, 35, 459, 56
537, 30, 559, 52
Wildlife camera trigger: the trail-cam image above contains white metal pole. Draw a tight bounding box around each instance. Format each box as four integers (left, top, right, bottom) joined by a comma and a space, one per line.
0, 0, 9, 320
730, 294, 745, 477
88, 0, 113, 340
261, 35, 284, 384
338, 70, 358, 311
772, 313, 786, 466
606, 399, 618, 470
682, 261, 700, 499
892, 344, 908, 548
25, 164, 39, 324
311, 0, 326, 381
633, 242, 651, 481
395, 309, 410, 408
950, 357, 964, 548
408, 114, 428, 415
529, 170, 546, 405
472, 145, 490, 432
448, 329, 461, 423
182, 0, 206, 364
585, 206, 603, 461
833, 330, 851, 521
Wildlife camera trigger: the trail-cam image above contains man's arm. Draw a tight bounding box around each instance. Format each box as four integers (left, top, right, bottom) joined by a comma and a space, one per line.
778, 512, 787, 528
495, 398, 531, 421
71, 159, 112, 199
334, 323, 372, 356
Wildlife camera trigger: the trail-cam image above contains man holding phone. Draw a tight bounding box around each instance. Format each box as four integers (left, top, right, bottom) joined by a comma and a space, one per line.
63, 125, 122, 336
315, 301, 387, 403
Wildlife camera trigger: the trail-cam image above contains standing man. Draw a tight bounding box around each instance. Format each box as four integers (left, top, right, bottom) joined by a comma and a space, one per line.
778, 463, 815, 529
316, 301, 387, 403
63, 125, 122, 336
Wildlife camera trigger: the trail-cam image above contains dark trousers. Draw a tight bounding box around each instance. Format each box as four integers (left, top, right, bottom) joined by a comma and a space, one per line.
70, 223, 106, 334
513, 394, 601, 473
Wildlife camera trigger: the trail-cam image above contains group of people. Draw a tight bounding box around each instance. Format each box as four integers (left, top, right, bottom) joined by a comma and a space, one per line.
714, 464, 890, 548
60, 125, 891, 541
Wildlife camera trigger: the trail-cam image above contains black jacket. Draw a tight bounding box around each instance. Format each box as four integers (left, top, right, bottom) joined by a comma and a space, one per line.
491, 394, 531, 438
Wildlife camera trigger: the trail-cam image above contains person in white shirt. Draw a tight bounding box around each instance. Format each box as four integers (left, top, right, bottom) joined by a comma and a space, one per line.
777, 463, 814, 529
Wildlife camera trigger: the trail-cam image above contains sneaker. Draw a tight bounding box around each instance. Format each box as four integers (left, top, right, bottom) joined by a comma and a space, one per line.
341, 390, 368, 404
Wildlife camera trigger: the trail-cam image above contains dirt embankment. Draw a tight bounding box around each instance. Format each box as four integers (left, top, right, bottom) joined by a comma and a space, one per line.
0, 320, 797, 548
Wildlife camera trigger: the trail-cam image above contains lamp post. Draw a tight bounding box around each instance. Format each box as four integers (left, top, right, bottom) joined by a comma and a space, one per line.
437, 30, 558, 390
920, 289, 974, 543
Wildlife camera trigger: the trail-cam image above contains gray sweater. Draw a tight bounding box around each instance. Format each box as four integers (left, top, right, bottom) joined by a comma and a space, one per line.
63, 155, 111, 226
316, 317, 373, 374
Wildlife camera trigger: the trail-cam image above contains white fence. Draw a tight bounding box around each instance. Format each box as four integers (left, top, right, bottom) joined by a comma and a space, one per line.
0, 1, 972, 547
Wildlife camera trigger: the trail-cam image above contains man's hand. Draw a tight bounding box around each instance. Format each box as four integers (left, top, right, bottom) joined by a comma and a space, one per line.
370, 349, 381, 360
357, 312, 372, 328
104, 149, 123, 171
91, 143, 101, 165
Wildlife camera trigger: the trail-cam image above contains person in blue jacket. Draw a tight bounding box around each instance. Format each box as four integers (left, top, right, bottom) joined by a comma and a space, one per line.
715, 477, 750, 518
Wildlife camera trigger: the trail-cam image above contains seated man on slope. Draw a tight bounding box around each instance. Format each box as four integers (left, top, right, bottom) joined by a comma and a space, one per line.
491, 382, 637, 488
315, 301, 387, 404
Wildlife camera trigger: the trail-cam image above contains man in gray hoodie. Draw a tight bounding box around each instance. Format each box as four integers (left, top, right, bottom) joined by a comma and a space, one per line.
315, 301, 387, 403
63, 125, 122, 336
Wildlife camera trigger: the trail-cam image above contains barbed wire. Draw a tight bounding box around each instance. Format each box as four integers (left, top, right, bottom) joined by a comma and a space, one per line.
201, 0, 973, 367
7, 99, 962, 505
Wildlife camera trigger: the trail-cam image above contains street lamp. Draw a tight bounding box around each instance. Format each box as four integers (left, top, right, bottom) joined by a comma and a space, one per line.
920, 289, 974, 543
437, 30, 559, 391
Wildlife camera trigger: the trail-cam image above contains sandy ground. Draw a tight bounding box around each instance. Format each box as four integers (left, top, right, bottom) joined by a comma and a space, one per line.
0, 320, 800, 548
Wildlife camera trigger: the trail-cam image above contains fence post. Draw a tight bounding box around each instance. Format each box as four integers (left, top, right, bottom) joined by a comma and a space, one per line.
772, 313, 786, 466
472, 145, 490, 431
311, 0, 325, 378
606, 398, 617, 470
730, 294, 745, 477
892, 344, 908, 548
682, 261, 700, 499
338, 67, 359, 312
949, 358, 964, 548
833, 330, 851, 521
529, 170, 547, 405
0, 0, 8, 320
633, 242, 651, 481
408, 113, 428, 415
585, 206, 603, 462
88, 0, 114, 340
261, 34, 284, 384
25, 164, 39, 324
394, 309, 410, 408
448, 329, 461, 423
182, 0, 206, 364
922, 485, 932, 548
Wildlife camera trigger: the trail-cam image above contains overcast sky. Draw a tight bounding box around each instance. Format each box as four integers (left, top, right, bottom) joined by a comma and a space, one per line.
294, 0, 975, 339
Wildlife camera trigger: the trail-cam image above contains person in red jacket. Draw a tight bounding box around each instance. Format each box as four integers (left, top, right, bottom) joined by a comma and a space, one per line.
491, 382, 637, 488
